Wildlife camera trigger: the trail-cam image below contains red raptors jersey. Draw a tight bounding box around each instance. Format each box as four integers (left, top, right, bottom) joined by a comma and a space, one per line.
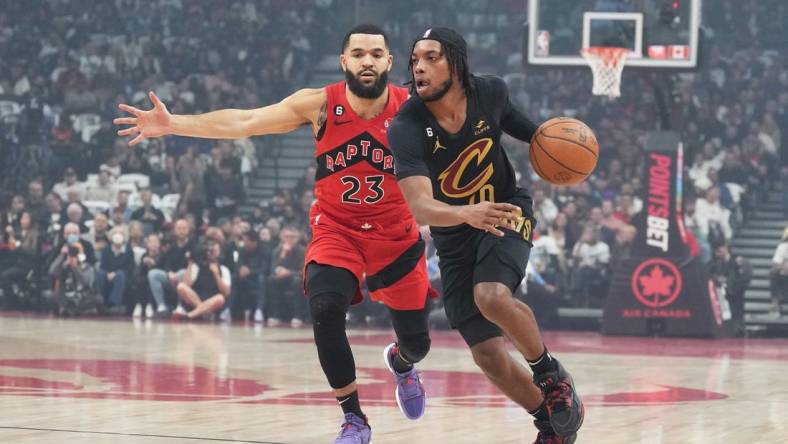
313, 81, 411, 229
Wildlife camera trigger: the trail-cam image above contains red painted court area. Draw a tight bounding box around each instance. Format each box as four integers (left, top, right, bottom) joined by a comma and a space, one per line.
6, 325, 786, 408
1, 316, 786, 443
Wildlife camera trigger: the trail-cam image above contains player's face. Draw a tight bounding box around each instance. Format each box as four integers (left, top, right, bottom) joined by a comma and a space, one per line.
411, 40, 453, 102
340, 34, 392, 99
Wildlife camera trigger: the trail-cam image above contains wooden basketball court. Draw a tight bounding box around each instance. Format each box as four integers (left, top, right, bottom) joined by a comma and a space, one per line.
1, 314, 786, 443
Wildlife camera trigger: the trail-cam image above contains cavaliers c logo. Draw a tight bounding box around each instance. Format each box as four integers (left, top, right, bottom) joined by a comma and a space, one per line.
438, 138, 494, 198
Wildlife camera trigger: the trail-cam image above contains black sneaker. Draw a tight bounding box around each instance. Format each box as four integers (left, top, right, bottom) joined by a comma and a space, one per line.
532, 419, 577, 444
533, 359, 584, 437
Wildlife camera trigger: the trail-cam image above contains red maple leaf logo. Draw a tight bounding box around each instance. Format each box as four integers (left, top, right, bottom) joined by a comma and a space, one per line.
638, 265, 674, 297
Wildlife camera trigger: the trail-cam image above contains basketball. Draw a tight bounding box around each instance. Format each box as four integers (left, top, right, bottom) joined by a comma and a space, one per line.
529, 117, 599, 186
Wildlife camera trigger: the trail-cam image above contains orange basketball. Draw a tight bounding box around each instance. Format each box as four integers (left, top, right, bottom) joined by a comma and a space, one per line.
529, 117, 599, 186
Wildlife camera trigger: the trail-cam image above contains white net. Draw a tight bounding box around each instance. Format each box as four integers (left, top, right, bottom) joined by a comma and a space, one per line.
581, 47, 629, 98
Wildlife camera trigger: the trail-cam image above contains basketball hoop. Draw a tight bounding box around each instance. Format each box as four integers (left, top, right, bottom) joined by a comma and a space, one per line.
581, 47, 629, 98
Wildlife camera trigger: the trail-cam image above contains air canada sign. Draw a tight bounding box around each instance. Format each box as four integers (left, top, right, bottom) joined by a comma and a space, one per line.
623, 258, 690, 319
603, 132, 730, 337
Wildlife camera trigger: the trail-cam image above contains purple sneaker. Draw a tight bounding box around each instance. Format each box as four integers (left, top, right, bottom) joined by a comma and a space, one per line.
334, 413, 371, 444
383, 342, 426, 420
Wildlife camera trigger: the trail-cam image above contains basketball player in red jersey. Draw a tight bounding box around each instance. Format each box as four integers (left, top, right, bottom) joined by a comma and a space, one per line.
115, 25, 431, 444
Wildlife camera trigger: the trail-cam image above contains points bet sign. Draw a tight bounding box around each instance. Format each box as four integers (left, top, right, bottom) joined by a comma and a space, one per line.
603, 132, 730, 337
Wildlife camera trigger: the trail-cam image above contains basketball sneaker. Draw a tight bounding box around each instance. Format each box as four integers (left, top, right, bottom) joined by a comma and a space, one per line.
532, 419, 576, 444
383, 342, 426, 420
334, 413, 371, 444
170, 305, 187, 321
533, 359, 584, 437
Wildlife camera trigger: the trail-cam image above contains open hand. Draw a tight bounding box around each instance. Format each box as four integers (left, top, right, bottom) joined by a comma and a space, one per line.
114, 91, 172, 146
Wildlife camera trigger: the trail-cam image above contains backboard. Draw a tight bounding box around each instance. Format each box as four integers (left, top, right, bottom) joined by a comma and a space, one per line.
527, 0, 701, 69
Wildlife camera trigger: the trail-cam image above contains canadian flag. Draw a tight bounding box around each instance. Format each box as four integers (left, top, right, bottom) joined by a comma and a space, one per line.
669, 45, 690, 59
648, 45, 690, 60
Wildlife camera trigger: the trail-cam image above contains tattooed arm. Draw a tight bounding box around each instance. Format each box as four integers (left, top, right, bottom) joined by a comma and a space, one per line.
114, 89, 328, 145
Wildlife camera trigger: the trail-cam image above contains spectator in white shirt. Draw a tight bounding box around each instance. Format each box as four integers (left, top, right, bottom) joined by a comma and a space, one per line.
689, 142, 726, 184
85, 169, 118, 203
532, 188, 558, 227
695, 186, 733, 246
99, 155, 122, 180
571, 226, 611, 307
52, 167, 86, 202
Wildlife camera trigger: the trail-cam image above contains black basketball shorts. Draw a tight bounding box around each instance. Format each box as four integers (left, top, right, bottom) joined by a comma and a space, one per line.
433, 197, 536, 347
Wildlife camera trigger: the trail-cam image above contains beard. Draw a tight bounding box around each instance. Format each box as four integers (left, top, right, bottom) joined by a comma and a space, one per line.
420, 78, 453, 102
345, 69, 388, 99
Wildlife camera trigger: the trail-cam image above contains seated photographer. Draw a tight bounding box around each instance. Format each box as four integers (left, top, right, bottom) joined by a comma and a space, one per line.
52, 222, 96, 266
48, 223, 101, 315
0, 212, 40, 309
174, 239, 231, 320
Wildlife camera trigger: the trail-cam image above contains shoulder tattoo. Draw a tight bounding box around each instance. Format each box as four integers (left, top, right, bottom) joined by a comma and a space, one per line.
317, 101, 328, 129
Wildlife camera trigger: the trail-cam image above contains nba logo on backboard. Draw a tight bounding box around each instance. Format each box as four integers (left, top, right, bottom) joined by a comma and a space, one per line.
536, 30, 550, 56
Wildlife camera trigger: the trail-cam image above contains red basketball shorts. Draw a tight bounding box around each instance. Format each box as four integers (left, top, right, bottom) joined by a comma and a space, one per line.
304, 207, 436, 311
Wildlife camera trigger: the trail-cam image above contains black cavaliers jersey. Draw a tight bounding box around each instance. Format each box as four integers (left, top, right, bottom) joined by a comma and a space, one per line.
389, 75, 538, 236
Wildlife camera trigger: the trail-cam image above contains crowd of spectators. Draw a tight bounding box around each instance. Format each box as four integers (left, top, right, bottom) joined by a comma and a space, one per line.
0, 0, 330, 324
0, 0, 786, 330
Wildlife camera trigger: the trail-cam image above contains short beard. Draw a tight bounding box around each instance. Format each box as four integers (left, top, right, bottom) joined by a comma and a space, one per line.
420, 78, 453, 102
345, 69, 388, 99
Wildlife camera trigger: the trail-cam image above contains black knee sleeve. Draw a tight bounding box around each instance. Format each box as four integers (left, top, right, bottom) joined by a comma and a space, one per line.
306, 263, 358, 390
397, 332, 431, 364
309, 292, 356, 389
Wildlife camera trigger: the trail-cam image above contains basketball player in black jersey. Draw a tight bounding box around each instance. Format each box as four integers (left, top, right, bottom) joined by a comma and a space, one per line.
388, 28, 584, 443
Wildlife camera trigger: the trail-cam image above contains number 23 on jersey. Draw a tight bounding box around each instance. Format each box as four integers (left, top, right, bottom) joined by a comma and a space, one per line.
340, 175, 385, 204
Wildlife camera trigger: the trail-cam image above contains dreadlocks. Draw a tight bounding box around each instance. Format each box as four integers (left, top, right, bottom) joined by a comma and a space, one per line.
407, 27, 474, 97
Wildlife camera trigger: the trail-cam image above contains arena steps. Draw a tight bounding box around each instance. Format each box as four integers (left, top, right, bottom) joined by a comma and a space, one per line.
732, 184, 786, 332
241, 126, 315, 214
241, 59, 346, 215
738, 227, 785, 238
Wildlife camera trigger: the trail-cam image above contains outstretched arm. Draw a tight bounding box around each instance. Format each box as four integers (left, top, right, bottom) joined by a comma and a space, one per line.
114, 89, 326, 146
